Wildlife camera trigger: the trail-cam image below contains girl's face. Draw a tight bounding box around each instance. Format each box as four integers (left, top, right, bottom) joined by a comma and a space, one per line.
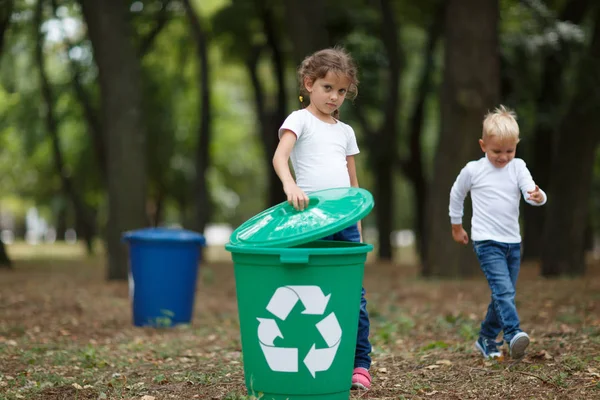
479, 136, 518, 168
304, 71, 351, 122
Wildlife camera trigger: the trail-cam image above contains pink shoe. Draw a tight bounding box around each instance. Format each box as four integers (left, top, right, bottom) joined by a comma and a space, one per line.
351, 367, 371, 390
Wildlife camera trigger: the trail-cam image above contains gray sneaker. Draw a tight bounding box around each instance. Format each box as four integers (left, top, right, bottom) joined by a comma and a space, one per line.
509, 332, 530, 359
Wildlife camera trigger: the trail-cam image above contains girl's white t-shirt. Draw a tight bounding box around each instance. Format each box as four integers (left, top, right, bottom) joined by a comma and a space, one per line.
279, 109, 360, 194
449, 156, 547, 243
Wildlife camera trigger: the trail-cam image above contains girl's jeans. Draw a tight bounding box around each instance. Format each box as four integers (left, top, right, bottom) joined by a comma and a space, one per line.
322, 223, 372, 370
473, 240, 523, 343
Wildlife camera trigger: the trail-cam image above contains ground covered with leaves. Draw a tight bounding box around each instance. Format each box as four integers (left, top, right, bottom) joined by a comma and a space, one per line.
1, 246, 599, 399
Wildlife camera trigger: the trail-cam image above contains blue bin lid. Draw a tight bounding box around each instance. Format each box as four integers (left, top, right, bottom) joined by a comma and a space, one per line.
122, 227, 206, 245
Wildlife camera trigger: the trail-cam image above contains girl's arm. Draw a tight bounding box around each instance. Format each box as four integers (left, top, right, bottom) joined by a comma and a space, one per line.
347, 155, 363, 242
273, 130, 309, 210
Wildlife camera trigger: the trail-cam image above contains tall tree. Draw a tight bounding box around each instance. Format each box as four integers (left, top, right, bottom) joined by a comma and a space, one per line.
353, 0, 403, 260
35, 0, 96, 254
400, 2, 445, 261
424, 0, 501, 277
79, 0, 148, 280
0, 0, 13, 268
540, 5, 600, 276
283, 0, 328, 64
522, 0, 590, 261
182, 0, 212, 234
213, 0, 288, 208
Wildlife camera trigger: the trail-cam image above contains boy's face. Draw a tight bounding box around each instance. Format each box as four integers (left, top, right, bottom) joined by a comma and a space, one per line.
479, 136, 517, 168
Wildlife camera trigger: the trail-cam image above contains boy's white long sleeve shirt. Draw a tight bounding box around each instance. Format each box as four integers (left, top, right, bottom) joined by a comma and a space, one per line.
449, 156, 547, 243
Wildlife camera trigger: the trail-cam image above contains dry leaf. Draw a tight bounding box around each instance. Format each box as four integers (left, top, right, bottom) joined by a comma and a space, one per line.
530, 350, 553, 360
72, 383, 83, 390
378, 367, 388, 373
425, 365, 440, 370
436, 359, 452, 365
425, 391, 439, 396
141, 396, 156, 400
588, 367, 600, 379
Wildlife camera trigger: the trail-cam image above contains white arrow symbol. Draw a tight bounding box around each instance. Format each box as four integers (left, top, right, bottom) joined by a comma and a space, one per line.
303, 341, 340, 378
266, 287, 300, 321
303, 313, 343, 378
257, 318, 283, 346
287, 286, 331, 315
315, 313, 342, 347
260, 344, 299, 372
257, 317, 298, 372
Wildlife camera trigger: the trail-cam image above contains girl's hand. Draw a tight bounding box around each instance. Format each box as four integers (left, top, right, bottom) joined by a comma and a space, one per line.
527, 185, 544, 203
451, 224, 469, 245
283, 183, 310, 211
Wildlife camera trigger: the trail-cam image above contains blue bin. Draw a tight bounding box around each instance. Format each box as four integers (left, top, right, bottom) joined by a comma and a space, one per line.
122, 228, 206, 327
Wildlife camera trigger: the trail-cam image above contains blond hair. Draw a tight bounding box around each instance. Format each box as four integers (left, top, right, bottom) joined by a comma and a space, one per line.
482, 105, 520, 143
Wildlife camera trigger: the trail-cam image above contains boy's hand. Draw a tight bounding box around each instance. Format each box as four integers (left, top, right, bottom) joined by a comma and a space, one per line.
527, 185, 544, 203
451, 224, 469, 244
283, 182, 310, 211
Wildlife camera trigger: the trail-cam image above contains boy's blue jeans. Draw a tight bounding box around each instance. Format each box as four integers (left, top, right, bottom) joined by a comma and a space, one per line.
473, 240, 523, 344
322, 224, 372, 370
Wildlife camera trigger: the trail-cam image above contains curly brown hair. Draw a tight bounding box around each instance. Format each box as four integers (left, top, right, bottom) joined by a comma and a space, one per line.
297, 47, 359, 119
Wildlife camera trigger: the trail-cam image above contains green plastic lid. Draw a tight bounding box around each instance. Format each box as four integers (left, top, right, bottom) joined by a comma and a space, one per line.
229, 187, 374, 248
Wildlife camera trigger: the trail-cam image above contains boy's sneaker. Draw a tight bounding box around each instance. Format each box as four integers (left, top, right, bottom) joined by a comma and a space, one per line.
351, 367, 371, 390
509, 332, 530, 359
475, 336, 502, 359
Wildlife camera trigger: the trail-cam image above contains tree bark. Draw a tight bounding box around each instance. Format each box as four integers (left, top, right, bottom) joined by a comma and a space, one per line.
80, 0, 148, 280
0, 0, 13, 269
522, 0, 590, 261
424, 0, 500, 277
0, 204, 10, 268
182, 0, 212, 234
372, 0, 402, 260
35, 0, 96, 254
353, 0, 402, 260
282, 0, 328, 64
540, 6, 600, 277
0, 0, 13, 57
402, 3, 445, 262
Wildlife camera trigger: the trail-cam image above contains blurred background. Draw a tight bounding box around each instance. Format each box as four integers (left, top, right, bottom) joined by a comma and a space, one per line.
0, 0, 598, 280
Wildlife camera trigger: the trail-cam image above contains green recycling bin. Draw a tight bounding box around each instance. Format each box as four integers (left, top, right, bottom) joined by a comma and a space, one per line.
225, 188, 374, 400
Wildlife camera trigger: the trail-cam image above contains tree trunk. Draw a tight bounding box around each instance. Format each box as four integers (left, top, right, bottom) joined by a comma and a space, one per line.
522, 0, 590, 261
0, 204, 11, 268
540, 6, 600, 277
251, 1, 288, 208
282, 0, 328, 64
35, 0, 96, 254
353, 0, 402, 260
0, 0, 13, 57
424, 0, 500, 277
0, 1, 13, 269
0, 240, 10, 268
80, 0, 148, 280
183, 0, 212, 235
403, 3, 445, 262
372, 0, 402, 260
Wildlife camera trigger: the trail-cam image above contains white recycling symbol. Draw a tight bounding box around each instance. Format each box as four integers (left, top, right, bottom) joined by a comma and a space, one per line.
257, 285, 342, 378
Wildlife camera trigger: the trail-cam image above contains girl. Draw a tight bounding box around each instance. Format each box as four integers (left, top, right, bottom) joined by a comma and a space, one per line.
272, 47, 372, 390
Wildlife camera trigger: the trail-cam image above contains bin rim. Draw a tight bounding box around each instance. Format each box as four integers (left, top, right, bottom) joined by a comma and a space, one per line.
122, 227, 206, 245
228, 187, 374, 248
225, 240, 373, 255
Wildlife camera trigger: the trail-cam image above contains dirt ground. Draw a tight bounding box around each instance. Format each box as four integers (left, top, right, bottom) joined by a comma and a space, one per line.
0, 246, 599, 399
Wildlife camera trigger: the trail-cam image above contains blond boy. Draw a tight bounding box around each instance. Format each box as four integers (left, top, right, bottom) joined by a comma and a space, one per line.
449, 105, 547, 359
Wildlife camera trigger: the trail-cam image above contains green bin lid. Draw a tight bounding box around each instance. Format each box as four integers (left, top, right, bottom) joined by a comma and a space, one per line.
229, 187, 374, 248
